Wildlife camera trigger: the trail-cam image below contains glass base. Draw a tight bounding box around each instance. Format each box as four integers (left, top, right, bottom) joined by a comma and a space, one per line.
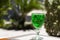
30, 36, 43, 40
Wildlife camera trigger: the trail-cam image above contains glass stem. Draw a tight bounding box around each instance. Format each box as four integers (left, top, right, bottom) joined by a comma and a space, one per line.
36, 29, 40, 36
35, 29, 40, 40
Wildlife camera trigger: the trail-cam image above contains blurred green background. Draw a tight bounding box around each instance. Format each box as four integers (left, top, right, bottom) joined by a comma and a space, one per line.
0, 0, 44, 30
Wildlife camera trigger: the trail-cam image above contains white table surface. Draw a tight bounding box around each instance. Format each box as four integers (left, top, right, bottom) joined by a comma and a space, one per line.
0, 25, 60, 40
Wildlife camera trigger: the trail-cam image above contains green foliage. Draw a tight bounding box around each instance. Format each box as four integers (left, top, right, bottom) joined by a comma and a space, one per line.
0, 0, 43, 30
15, 0, 43, 13
11, 0, 43, 30
0, 0, 10, 28
0, 19, 4, 28
45, 0, 60, 37
3, 24, 12, 29
0, 0, 9, 11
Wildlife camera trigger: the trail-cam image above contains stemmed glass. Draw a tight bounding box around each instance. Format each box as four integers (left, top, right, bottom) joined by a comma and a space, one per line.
31, 13, 45, 40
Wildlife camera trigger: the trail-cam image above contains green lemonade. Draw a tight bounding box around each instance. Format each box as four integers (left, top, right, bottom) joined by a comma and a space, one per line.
31, 13, 45, 29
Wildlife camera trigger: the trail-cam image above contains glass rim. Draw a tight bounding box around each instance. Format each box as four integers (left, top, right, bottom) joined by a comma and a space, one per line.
31, 13, 45, 15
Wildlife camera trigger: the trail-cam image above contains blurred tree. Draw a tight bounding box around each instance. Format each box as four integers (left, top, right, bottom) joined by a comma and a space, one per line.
12, 0, 43, 30
0, 0, 9, 28
0, 0, 9, 10
45, 0, 60, 37
0, 0, 43, 30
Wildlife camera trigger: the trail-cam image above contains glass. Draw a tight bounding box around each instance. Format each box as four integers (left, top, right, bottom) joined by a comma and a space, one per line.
31, 13, 45, 40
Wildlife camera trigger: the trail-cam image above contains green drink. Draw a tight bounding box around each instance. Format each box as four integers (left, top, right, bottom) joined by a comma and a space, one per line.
32, 13, 45, 29
31, 13, 45, 40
